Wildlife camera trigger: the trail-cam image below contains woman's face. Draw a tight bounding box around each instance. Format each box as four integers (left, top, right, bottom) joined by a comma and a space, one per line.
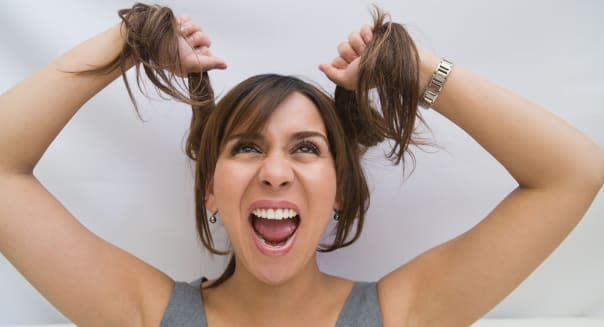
207, 92, 337, 285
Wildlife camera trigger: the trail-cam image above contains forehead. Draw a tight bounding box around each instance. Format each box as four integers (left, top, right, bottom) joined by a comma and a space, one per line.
262, 92, 326, 136
227, 91, 327, 140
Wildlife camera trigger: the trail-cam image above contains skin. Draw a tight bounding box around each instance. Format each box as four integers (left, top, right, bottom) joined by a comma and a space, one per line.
0, 10, 603, 327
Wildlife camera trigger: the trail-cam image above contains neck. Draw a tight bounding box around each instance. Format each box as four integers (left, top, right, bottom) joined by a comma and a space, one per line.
220, 255, 330, 323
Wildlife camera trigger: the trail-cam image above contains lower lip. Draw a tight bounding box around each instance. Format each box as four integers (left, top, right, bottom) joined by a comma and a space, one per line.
251, 225, 298, 257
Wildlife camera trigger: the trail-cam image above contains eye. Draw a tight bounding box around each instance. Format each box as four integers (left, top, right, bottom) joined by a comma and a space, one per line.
231, 141, 260, 155
293, 140, 320, 155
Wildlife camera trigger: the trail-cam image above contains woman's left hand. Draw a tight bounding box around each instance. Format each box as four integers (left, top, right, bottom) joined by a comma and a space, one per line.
319, 25, 373, 90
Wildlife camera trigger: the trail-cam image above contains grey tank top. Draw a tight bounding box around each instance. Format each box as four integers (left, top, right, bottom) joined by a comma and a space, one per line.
160, 278, 383, 326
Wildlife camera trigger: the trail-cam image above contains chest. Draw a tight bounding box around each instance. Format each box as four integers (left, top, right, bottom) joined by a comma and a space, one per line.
204, 295, 345, 327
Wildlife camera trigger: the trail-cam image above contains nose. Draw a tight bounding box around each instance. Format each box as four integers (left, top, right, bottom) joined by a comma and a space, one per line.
257, 154, 294, 190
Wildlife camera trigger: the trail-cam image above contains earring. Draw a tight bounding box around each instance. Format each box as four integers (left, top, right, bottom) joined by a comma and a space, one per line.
209, 211, 218, 224
333, 209, 340, 221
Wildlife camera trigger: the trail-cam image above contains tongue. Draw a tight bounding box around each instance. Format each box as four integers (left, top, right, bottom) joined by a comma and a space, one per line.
253, 216, 297, 243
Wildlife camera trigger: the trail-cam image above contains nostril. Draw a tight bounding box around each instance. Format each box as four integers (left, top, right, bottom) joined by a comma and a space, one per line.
258, 159, 294, 188
261, 179, 290, 188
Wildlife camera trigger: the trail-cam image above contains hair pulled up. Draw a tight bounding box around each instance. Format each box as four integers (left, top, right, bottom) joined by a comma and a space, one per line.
81, 3, 424, 288
78, 3, 214, 120
336, 8, 424, 167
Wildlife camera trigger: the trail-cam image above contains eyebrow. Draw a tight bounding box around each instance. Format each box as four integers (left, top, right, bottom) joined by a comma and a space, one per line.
291, 131, 328, 143
228, 131, 328, 144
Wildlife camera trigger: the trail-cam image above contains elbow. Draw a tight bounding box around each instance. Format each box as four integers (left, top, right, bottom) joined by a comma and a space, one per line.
595, 148, 604, 189
554, 146, 604, 194
580, 146, 604, 192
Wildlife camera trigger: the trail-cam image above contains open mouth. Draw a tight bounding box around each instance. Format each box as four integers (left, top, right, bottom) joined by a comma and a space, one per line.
249, 208, 301, 248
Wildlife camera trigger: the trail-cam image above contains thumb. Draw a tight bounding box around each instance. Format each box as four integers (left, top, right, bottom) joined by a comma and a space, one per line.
199, 56, 228, 71
319, 63, 344, 85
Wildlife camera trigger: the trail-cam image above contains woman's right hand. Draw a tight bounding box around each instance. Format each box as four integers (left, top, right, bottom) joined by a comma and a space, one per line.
176, 16, 227, 75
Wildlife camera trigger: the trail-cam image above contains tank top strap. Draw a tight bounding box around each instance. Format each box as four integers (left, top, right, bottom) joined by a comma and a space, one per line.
159, 279, 208, 327
334, 281, 384, 327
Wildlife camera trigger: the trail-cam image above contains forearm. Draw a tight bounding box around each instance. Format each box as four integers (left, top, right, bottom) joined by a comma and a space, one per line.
419, 49, 604, 190
0, 23, 127, 175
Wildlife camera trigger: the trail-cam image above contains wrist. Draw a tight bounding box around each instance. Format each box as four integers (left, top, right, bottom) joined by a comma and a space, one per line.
417, 48, 441, 93
417, 48, 454, 108
55, 23, 130, 75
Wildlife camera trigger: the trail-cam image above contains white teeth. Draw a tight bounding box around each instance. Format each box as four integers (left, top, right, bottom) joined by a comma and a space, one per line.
252, 208, 298, 220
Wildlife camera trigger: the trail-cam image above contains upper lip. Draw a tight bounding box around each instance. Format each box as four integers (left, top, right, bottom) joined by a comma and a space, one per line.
248, 200, 300, 215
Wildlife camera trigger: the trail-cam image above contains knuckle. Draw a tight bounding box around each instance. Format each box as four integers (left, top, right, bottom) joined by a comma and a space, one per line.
360, 25, 373, 41
339, 42, 351, 52
334, 57, 347, 69
182, 23, 193, 34
199, 33, 210, 45
189, 32, 201, 43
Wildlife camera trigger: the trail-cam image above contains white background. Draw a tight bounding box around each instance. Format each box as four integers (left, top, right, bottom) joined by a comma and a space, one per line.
1, 0, 603, 324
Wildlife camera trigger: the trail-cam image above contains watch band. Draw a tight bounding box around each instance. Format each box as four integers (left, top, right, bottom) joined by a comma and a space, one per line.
420, 58, 454, 109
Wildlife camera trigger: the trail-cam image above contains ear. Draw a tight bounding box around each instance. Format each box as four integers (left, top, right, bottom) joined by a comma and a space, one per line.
205, 178, 217, 212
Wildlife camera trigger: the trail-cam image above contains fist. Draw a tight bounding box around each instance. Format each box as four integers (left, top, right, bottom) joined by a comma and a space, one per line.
176, 16, 227, 75
319, 24, 373, 90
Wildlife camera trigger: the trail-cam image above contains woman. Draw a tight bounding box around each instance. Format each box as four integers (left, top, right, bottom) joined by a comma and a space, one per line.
1, 3, 602, 327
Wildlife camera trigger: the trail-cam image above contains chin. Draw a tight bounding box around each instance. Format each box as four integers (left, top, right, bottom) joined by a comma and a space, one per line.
248, 258, 301, 286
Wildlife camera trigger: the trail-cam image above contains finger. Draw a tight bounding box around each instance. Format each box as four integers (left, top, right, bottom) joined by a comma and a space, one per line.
177, 16, 191, 25
360, 24, 373, 43
348, 32, 366, 56
177, 17, 193, 31
187, 31, 211, 48
337, 41, 358, 64
184, 54, 227, 73
180, 22, 202, 37
332, 57, 348, 70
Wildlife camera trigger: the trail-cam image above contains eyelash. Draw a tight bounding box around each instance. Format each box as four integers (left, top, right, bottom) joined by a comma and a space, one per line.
293, 140, 321, 155
230, 141, 259, 155
230, 140, 321, 156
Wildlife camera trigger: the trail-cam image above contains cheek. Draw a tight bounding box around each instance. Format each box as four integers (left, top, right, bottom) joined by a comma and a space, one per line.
212, 161, 256, 234
213, 159, 255, 199
300, 161, 338, 214
309, 160, 337, 195
300, 164, 337, 247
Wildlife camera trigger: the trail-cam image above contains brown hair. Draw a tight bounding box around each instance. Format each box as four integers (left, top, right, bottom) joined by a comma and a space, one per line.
81, 3, 424, 288
335, 7, 426, 167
